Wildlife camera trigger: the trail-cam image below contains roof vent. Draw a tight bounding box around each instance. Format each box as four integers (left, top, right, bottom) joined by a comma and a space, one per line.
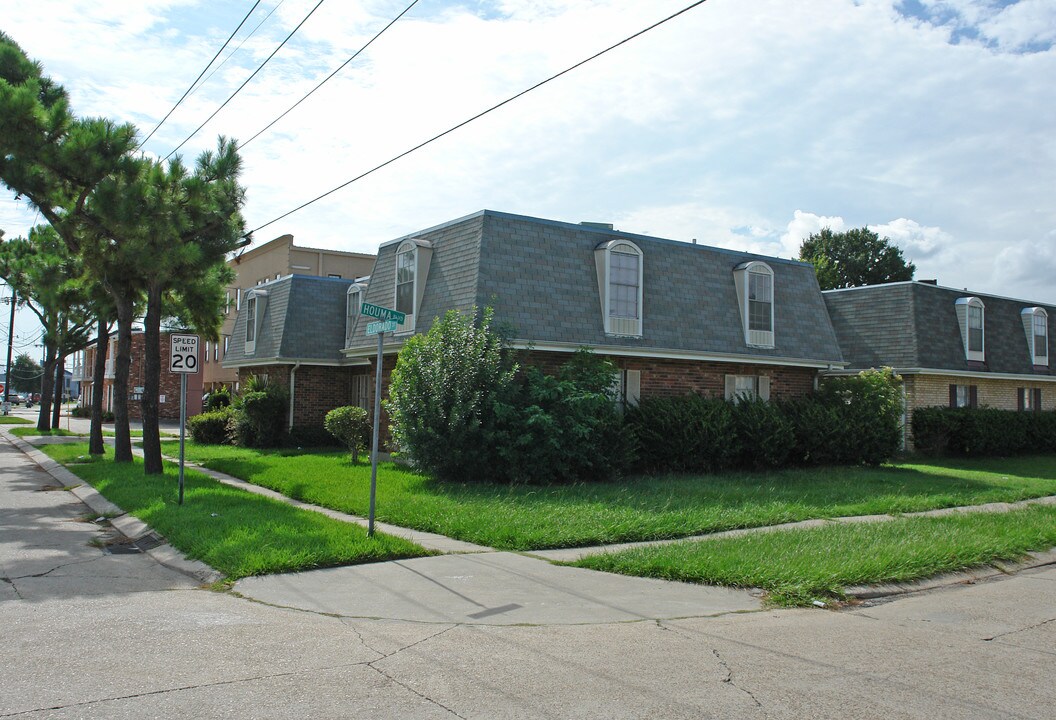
920, 279, 938, 285
580, 222, 614, 230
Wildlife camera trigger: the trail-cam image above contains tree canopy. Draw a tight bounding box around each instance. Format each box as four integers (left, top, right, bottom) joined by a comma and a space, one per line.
798, 227, 915, 291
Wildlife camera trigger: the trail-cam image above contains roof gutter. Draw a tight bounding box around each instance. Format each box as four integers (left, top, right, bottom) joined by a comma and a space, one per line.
821, 367, 1056, 382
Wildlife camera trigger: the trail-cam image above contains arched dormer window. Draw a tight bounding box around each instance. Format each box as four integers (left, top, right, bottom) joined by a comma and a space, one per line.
733, 261, 774, 348
244, 289, 268, 355
594, 240, 643, 337
955, 297, 985, 362
393, 239, 433, 334
1022, 307, 1048, 366
346, 283, 365, 346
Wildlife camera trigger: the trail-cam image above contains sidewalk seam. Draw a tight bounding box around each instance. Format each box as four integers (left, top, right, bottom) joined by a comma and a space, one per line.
0, 427, 222, 585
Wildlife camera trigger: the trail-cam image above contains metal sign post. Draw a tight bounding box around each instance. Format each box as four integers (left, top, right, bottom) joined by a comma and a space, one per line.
169, 334, 199, 506
362, 304, 404, 537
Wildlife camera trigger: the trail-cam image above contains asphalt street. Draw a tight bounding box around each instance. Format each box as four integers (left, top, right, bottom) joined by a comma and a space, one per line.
2, 423, 1054, 719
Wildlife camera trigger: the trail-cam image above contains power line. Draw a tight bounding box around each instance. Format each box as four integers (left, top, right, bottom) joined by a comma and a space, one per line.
186, 1, 288, 106
139, 1, 265, 150
239, 0, 421, 149
248, 0, 710, 236
165, 0, 328, 161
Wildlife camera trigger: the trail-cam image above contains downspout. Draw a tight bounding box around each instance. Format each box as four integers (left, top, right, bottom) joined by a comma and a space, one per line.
288, 362, 301, 431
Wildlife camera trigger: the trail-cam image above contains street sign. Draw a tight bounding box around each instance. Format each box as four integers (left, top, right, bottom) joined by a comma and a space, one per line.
169, 334, 200, 374
366, 320, 398, 335
360, 302, 406, 324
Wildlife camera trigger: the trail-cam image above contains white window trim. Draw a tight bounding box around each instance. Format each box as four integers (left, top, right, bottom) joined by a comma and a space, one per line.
955, 297, 985, 362
733, 261, 775, 349
392, 239, 433, 335
1022, 307, 1048, 365
594, 239, 644, 337
244, 289, 268, 355
346, 283, 364, 345
724, 374, 771, 402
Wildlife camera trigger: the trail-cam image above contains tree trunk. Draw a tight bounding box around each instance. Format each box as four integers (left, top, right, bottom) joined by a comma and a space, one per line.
141, 283, 163, 475
89, 319, 108, 455
111, 293, 134, 463
36, 346, 55, 433
51, 354, 63, 429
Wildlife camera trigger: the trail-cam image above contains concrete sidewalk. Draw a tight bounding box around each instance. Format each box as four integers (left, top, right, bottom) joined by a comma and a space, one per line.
3, 426, 763, 624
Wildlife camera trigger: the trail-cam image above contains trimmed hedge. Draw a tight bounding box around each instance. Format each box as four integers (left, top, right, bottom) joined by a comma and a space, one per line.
626, 369, 903, 473
912, 407, 1056, 456
187, 409, 232, 445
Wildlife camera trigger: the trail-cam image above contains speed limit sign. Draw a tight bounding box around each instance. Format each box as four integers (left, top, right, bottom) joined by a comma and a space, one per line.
169, 334, 200, 374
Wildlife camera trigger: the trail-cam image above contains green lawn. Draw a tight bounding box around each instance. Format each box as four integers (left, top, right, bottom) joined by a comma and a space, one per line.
10, 427, 147, 438
162, 441, 1056, 551
42, 443, 432, 578
0, 416, 32, 424
573, 505, 1056, 606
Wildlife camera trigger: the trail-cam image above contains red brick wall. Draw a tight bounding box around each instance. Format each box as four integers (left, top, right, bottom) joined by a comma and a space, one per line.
238, 364, 361, 429
236, 352, 818, 444
81, 334, 203, 420
521, 351, 817, 401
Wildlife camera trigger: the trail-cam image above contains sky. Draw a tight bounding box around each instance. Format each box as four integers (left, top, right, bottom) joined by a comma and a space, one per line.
2, 0, 1055, 353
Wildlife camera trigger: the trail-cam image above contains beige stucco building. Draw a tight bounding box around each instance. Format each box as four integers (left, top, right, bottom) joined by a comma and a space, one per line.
202, 233, 375, 392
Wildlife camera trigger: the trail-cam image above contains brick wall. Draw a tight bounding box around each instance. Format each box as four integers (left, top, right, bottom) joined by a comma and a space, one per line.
238, 364, 363, 429
82, 334, 204, 420
903, 373, 1055, 448
522, 351, 818, 401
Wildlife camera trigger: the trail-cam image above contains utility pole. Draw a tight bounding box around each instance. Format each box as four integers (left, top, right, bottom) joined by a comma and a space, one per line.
3, 291, 14, 415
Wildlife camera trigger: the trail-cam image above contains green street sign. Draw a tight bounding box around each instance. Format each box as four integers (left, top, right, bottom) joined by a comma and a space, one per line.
366, 320, 398, 335
360, 302, 406, 324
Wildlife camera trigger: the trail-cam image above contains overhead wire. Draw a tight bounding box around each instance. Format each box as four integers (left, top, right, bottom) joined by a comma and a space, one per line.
186, 1, 287, 106
165, 0, 328, 161
239, 0, 421, 149
247, 0, 710, 236
139, 0, 265, 149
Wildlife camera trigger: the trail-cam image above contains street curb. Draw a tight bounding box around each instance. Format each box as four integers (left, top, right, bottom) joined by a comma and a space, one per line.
846, 548, 1056, 600
1, 427, 223, 585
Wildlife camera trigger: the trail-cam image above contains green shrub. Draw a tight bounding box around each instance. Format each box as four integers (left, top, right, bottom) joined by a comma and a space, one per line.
324, 405, 371, 462
496, 354, 634, 483
626, 394, 738, 473
386, 307, 518, 482
814, 368, 903, 465
187, 408, 232, 445
913, 406, 1056, 457
732, 396, 796, 469
231, 385, 288, 448
204, 385, 232, 411
71, 406, 92, 418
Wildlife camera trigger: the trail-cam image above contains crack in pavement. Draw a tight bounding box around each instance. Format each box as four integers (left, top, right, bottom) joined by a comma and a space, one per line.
711, 648, 763, 708
984, 616, 1056, 642
362, 624, 465, 719
1, 575, 25, 600
7, 554, 106, 581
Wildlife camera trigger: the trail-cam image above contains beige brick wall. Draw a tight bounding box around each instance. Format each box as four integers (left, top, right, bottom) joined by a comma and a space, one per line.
903, 373, 1055, 448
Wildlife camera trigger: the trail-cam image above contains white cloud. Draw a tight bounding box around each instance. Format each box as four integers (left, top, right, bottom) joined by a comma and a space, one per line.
2, 0, 1055, 308
980, 0, 1056, 50
780, 211, 847, 258
868, 218, 952, 260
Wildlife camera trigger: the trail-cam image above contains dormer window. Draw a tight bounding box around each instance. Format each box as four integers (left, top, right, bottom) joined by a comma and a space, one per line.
244, 290, 267, 355
392, 239, 433, 334
346, 284, 364, 345
733, 261, 774, 348
594, 240, 643, 337
955, 297, 985, 362
1022, 307, 1048, 365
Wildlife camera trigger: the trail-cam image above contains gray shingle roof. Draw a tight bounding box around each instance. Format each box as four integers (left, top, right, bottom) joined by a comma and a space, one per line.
346, 210, 843, 366
824, 282, 1055, 375
224, 274, 355, 366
